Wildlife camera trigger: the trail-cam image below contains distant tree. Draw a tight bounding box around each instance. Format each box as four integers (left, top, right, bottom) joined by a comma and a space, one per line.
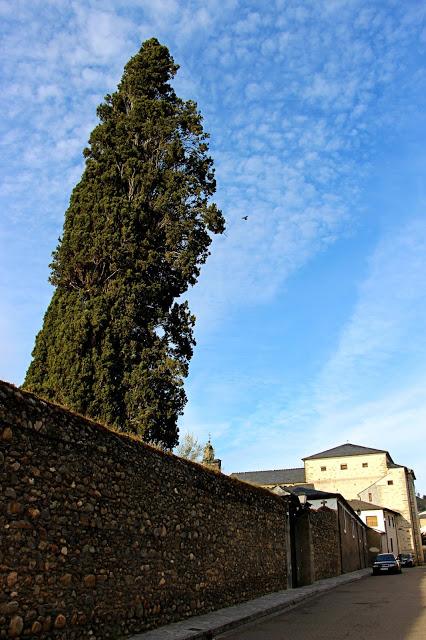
23, 38, 224, 449
175, 432, 203, 462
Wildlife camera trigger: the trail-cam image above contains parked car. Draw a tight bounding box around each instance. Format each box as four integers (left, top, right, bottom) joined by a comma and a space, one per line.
398, 553, 415, 567
372, 553, 402, 575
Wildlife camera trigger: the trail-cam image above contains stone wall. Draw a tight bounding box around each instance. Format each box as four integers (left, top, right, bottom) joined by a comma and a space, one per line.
293, 505, 368, 586
338, 504, 368, 573
366, 528, 383, 565
0, 381, 289, 639
310, 508, 341, 581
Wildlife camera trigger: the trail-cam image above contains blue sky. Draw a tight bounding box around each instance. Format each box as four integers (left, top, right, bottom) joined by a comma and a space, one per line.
1, 0, 425, 492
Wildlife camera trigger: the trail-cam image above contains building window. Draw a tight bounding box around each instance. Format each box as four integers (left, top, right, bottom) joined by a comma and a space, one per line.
387, 480, 393, 485
340, 464, 348, 470
352, 520, 355, 538
368, 493, 372, 502
366, 515, 378, 527
362, 462, 368, 468
321, 466, 326, 471
390, 538, 393, 552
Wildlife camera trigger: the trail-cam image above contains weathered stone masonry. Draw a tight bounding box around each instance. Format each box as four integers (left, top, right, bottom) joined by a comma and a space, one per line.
0, 381, 288, 639
310, 509, 341, 581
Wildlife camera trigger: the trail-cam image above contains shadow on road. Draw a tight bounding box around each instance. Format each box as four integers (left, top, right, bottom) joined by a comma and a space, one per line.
218, 566, 426, 639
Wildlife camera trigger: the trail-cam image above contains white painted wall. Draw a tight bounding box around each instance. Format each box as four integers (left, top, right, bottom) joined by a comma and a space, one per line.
356, 508, 399, 555
308, 497, 338, 511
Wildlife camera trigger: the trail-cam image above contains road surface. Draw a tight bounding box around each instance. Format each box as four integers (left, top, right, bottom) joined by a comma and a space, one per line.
218, 566, 426, 640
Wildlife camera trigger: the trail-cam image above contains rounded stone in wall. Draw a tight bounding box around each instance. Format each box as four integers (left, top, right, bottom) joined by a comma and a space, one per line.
2, 426, 13, 442
9, 615, 24, 637
54, 614, 66, 629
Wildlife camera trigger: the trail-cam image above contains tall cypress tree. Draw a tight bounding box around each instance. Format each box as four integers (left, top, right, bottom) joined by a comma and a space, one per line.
24, 39, 224, 448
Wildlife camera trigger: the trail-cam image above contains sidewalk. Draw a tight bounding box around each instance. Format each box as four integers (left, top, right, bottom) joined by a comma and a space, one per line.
129, 568, 371, 640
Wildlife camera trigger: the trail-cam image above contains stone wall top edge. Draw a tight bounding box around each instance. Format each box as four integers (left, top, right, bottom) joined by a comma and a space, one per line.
0, 379, 288, 508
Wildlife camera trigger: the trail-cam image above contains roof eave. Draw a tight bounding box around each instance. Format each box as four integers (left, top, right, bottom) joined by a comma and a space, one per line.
303, 445, 390, 461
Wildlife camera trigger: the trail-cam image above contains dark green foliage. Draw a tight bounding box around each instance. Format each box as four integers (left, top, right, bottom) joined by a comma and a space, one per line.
24, 39, 224, 448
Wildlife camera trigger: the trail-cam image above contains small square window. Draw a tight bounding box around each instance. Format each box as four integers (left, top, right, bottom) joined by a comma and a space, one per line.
340, 464, 347, 470
362, 462, 368, 468
368, 493, 372, 502
387, 480, 393, 485
321, 466, 326, 471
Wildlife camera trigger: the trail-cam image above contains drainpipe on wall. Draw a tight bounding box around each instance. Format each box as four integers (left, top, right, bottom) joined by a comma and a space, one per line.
285, 501, 293, 589
407, 471, 423, 563
336, 502, 344, 574
395, 516, 401, 555
384, 514, 389, 553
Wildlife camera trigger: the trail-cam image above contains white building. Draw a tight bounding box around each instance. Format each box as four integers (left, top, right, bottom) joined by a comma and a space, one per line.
349, 499, 400, 556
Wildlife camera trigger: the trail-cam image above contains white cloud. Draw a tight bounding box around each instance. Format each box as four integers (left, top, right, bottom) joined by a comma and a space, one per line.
317, 217, 426, 410
289, 217, 426, 484
212, 213, 426, 489
235, 12, 262, 35
1, 1, 426, 490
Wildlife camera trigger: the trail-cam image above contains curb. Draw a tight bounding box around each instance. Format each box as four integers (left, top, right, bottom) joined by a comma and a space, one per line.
129, 568, 371, 640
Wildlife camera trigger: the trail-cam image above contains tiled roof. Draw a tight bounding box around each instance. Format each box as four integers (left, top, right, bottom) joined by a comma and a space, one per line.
230, 467, 305, 485
348, 499, 400, 516
287, 488, 370, 527
303, 443, 389, 461
288, 487, 339, 499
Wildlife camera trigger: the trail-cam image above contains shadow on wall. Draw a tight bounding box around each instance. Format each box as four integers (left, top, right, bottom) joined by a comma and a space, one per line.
293, 506, 368, 587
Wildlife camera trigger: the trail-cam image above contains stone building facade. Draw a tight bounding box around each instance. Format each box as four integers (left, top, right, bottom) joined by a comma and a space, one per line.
304, 445, 422, 562
232, 443, 422, 562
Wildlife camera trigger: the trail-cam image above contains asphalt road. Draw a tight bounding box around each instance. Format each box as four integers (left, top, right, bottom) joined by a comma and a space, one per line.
217, 566, 426, 640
